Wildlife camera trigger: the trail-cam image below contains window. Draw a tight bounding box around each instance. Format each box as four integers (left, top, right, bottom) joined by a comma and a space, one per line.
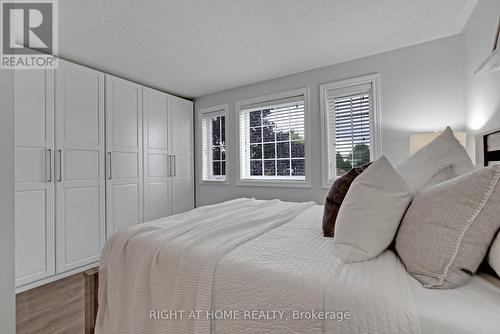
320, 74, 380, 186
238, 89, 309, 186
201, 107, 227, 182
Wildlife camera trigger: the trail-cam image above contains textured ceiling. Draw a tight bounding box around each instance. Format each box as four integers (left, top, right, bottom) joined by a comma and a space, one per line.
58, 0, 477, 98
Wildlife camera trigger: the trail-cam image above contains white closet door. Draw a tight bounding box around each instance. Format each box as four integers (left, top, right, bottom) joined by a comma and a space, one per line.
143, 87, 171, 221
170, 96, 194, 214
15, 69, 55, 287
106, 75, 143, 237
55, 60, 106, 273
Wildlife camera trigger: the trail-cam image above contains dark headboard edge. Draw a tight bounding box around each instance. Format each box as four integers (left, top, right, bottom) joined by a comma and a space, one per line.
476, 129, 500, 167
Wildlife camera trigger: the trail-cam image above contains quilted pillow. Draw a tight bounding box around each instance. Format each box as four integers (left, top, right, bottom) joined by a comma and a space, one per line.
396, 127, 474, 191
322, 162, 371, 237
396, 165, 500, 289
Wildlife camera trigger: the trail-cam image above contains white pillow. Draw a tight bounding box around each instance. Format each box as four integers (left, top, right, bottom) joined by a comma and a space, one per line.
490, 234, 500, 277
396, 127, 474, 192
334, 156, 415, 263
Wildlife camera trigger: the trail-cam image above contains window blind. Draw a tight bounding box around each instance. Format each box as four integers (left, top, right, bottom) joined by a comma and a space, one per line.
240, 98, 306, 181
201, 110, 226, 181
327, 83, 373, 179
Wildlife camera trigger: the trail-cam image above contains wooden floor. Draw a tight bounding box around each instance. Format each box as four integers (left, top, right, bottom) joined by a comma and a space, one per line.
16, 269, 98, 334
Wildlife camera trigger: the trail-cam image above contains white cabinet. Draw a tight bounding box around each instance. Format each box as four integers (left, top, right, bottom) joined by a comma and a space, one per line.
142, 89, 194, 218
15, 60, 106, 290
170, 96, 194, 214
15, 59, 193, 291
105, 75, 144, 237
143, 87, 171, 220
55, 60, 106, 272
14, 69, 55, 286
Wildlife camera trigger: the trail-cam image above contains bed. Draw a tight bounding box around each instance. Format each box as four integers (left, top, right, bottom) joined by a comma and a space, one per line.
96, 129, 500, 334
95, 197, 500, 334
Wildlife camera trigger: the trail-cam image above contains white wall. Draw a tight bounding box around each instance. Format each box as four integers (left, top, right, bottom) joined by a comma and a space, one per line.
463, 0, 500, 159
195, 36, 465, 205
0, 69, 16, 333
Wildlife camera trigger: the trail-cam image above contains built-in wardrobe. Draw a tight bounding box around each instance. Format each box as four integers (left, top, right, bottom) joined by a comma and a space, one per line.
14, 59, 194, 292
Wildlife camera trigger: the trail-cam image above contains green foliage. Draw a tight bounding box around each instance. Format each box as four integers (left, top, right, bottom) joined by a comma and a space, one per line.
352, 144, 370, 166
336, 144, 370, 173
290, 130, 304, 142
336, 152, 352, 172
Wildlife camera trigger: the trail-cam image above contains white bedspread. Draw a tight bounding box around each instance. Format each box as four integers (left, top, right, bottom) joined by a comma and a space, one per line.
213, 204, 420, 334
96, 199, 421, 334
410, 273, 500, 334
96, 198, 314, 334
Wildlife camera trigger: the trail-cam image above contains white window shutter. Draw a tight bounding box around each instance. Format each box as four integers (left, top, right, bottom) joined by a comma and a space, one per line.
239, 97, 306, 181
201, 110, 226, 181
327, 83, 373, 180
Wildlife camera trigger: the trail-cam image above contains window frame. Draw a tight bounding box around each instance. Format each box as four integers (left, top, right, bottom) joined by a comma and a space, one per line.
320, 74, 381, 188
235, 88, 311, 188
199, 104, 229, 184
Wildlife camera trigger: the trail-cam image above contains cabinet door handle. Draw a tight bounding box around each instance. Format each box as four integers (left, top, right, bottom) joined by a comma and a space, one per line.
47, 149, 52, 182
172, 155, 176, 177
167, 155, 172, 177
107, 152, 112, 180
57, 150, 62, 182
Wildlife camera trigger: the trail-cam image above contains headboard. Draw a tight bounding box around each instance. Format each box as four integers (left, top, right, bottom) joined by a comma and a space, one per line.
477, 129, 500, 167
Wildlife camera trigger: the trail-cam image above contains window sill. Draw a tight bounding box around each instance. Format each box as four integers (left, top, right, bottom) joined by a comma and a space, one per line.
237, 178, 311, 188
322, 174, 353, 189
200, 179, 229, 185
322, 178, 339, 189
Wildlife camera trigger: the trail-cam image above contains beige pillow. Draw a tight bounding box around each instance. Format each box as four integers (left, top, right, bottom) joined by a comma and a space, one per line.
334, 156, 414, 263
396, 165, 500, 289
489, 234, 500, 277
396, 127, 474, 192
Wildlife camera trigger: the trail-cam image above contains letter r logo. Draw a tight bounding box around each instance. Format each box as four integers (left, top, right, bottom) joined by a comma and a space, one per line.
2, 1, 54, 55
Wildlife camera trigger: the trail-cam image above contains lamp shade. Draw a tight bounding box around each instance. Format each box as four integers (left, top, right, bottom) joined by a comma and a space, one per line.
409, 131, 467, 156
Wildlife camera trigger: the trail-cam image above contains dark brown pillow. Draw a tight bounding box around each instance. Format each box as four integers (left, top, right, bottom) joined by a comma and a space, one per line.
322, 162, 372, 237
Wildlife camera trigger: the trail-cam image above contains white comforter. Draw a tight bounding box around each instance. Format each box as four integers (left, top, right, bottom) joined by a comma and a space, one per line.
212, 201, 420, 334
96, 198, 420, 334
